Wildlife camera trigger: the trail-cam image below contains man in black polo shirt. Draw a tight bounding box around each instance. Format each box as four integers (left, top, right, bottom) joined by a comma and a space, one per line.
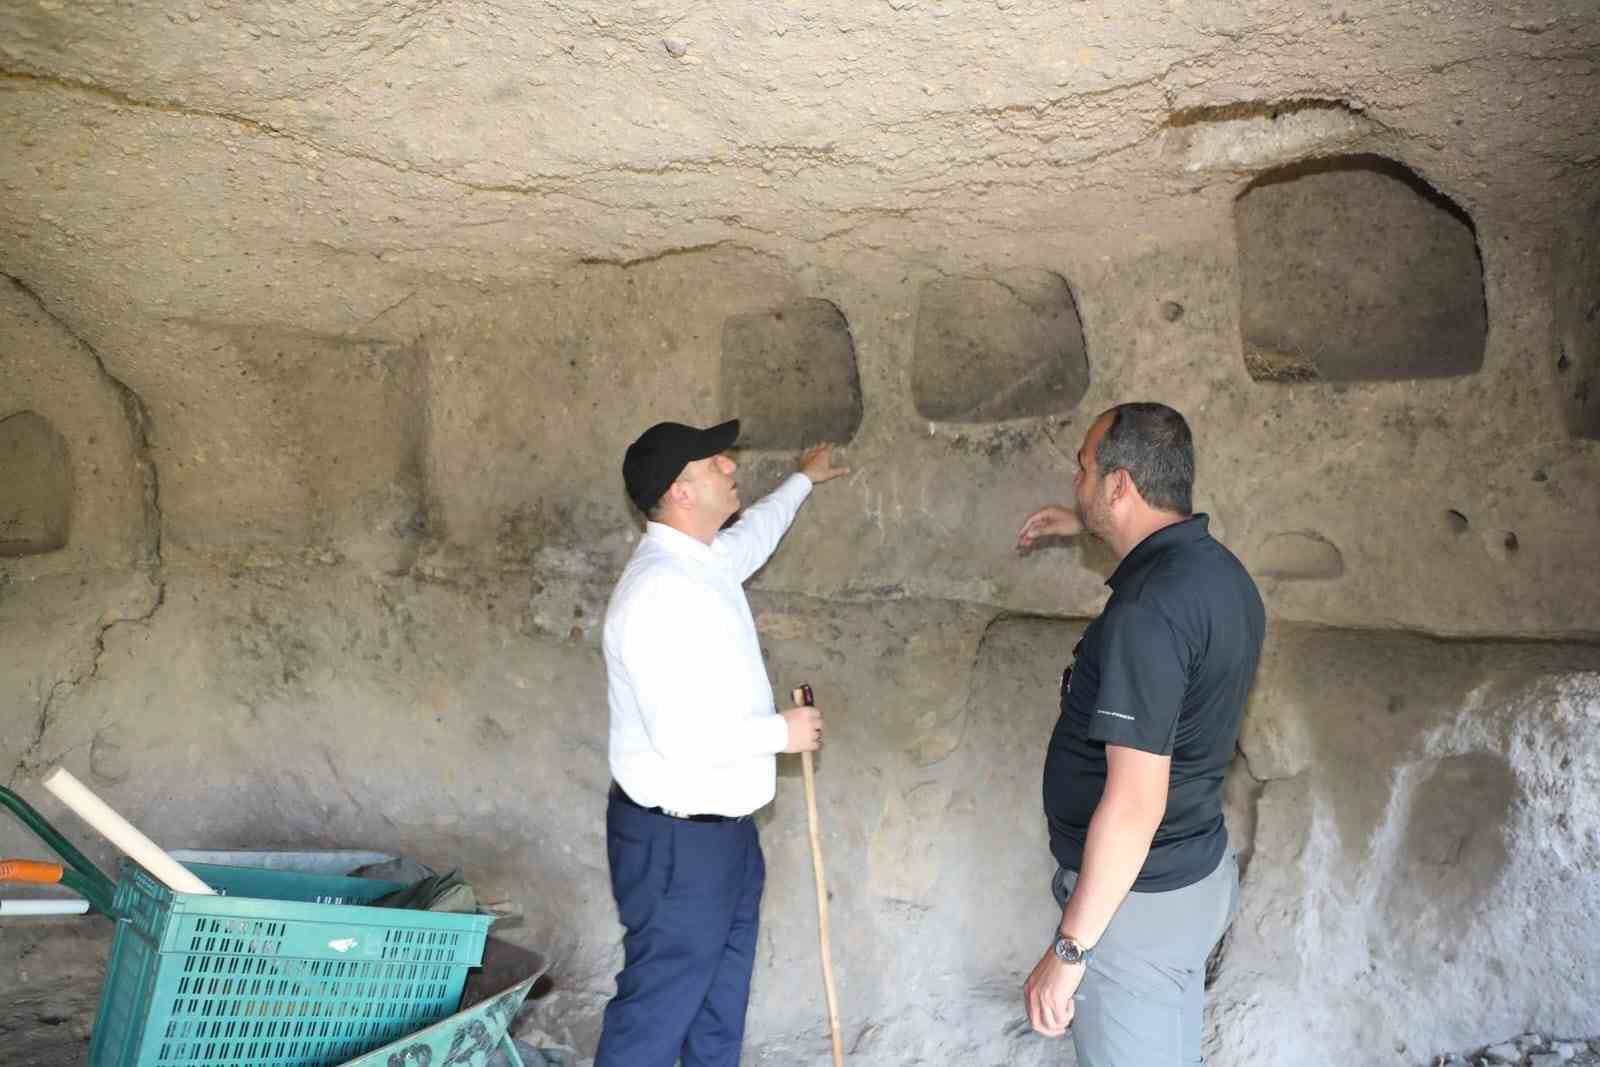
1016, 402, 1264, 1066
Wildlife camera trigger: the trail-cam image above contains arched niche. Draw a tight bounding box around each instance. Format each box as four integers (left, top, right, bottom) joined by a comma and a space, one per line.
1235, 154, 1486, 382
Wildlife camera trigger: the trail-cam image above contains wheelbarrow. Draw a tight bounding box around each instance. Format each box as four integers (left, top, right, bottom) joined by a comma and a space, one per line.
0, 782, 118, 916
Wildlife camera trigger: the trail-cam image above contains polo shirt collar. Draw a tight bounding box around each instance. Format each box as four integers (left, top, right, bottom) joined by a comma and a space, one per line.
1107, 513, 1210, 590
644, 520, 716, 561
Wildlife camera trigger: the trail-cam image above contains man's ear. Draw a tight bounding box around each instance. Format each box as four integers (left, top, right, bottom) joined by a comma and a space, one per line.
663, 471, 696, 511
1107, 468, 1134, 506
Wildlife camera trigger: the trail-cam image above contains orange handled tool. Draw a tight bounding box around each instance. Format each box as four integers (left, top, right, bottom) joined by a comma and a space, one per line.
793, 684, 844, 1067
1, 784, 119, 916
0, 857, 115, 915
0, 859, 65, 884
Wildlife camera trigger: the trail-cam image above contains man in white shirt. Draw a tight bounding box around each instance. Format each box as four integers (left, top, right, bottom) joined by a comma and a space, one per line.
596, 418, 848, 1067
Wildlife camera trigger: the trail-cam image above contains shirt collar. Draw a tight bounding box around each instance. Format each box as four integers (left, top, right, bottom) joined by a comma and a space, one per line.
643, 520, 716, 562
1106, 513, 1210, 590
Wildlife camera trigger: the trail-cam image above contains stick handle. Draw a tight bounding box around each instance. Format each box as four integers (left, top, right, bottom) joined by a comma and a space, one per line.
41, 767, 215, 895
795, 688, 844, 1067
0, 898, 91, 916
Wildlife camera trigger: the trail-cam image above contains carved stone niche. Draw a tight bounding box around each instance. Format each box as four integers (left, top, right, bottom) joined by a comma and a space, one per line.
1236, 154, 1486, 383
1554, 196, 1600, 439
0, 410, 70, 557
720, 298, 863, 450
912, 270, 1090, 422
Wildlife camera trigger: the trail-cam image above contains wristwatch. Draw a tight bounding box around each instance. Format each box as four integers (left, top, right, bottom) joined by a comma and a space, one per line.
1052, 932, 1094, 966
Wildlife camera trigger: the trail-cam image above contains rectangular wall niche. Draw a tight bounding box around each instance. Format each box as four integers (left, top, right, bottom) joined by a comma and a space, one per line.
720, 298, 863, 450
1555, 199, 1600, 440
0, 411, 70, 556
912, 270, 1089, 422
1235, 154, 1486, 382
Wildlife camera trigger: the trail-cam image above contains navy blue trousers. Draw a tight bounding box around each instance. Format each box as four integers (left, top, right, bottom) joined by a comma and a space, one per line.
594, 793, 766, 1067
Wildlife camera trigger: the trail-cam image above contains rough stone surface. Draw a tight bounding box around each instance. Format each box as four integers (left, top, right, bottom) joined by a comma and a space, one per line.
912, 271, 1090, 422
0, 411, 70, 557
2, 2, 1600, 1065
1237, 156, 1487, 382
1256, 530, 1346, 581
1216, 628, 1600, 1066
1554, 195, 1600, 440
1166, 99, 1378, 173
1428, 1034, 1600, 1067
0, 275, 154, 574
721, 298, 863, 450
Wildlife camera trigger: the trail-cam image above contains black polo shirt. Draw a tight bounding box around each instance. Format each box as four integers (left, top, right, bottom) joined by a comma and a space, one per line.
1043, 514, 1264, 892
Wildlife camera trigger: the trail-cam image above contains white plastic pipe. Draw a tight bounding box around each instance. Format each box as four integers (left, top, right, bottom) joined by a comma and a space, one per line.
41, 767, 215, 895
0, 898, 90, 916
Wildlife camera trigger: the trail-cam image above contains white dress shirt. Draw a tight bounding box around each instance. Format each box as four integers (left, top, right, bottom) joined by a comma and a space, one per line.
604, 473, 814, 817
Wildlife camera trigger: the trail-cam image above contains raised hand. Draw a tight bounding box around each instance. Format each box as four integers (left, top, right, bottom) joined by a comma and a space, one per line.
799, 444, 850, 485
1017, 505, 1083, 549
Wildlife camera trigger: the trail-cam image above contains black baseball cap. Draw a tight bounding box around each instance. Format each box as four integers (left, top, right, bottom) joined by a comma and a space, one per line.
622, 419, 740, 514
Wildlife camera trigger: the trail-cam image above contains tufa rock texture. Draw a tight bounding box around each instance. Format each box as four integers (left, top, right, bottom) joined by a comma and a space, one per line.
2, 2, 1599, 1065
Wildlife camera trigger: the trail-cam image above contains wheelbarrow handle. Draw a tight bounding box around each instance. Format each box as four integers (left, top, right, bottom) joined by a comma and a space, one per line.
0, 785, 118, 907
60, 868, 117, 916
0, 858, 116, 916
0, 859, 61, 882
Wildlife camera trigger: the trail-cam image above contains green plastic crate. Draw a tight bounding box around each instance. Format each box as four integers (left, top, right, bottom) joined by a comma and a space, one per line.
90, 860, 493, 1067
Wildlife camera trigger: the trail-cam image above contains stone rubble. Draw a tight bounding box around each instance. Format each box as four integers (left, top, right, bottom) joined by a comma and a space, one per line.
1429, 1035, 1600, 1067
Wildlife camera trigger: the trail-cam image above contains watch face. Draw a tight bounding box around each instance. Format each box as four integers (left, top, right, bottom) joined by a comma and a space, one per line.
1054, 936, 1085, 964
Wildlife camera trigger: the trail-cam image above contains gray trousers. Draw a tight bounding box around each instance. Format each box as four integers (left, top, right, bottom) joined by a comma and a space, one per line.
1052, 852, 1239, 1067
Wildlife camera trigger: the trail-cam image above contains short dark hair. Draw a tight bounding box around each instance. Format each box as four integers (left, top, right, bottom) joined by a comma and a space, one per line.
1095, 402, 1194, 515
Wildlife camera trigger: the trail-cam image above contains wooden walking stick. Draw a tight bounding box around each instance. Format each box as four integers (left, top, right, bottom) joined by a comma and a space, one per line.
793, 684, 845, 1067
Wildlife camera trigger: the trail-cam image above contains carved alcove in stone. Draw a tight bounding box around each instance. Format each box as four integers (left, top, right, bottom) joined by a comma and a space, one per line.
0, 410, 70, 557
1235, 154, 1487, 383
1382, 751, 1518, 942
1255, 530, 1346, 581
720, 298, 863, 450
1555, 196, 1600, 440
911, 270, 1090, 422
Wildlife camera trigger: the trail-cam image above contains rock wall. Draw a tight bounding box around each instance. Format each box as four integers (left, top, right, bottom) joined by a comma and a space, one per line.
3, 2, 1600, 1065
6, 569, 1597, 1066
1218, 630, 1600, 1065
